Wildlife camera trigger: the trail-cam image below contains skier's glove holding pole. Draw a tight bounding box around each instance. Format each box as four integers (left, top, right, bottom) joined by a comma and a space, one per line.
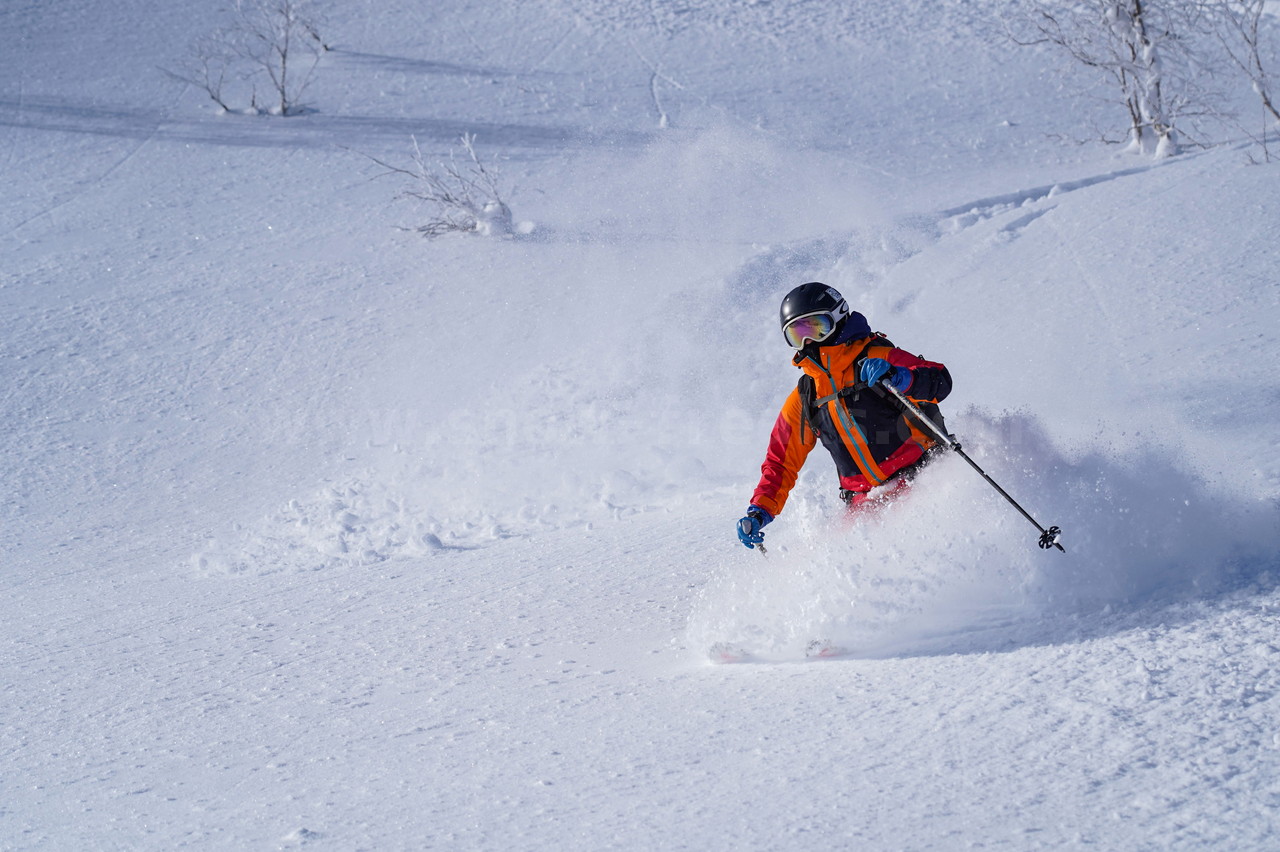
736, 505, 773, 550
859, 357, 912, 392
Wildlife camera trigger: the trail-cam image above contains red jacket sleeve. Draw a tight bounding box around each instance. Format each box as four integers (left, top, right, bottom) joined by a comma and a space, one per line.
750, 388, 817, 518
886, 348, 952, 403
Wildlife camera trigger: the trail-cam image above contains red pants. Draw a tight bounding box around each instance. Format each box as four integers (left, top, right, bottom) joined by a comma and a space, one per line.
840, 447, 941, 517
841, 475, 914, 517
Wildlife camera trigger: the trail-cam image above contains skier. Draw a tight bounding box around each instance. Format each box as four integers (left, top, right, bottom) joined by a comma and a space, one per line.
737, 282, 953, 550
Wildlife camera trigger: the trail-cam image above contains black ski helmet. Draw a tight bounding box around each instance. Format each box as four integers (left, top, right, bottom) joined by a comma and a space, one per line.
779, 282, 850, 345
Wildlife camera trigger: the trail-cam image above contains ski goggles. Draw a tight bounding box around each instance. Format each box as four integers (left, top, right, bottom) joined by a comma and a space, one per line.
783, 311, 840, 348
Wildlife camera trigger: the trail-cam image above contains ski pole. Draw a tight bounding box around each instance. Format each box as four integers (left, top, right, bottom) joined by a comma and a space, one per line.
879, 380, 1065, 553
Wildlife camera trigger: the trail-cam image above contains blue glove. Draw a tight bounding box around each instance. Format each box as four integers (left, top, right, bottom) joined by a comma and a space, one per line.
859, 358, 912, 392
736, 505, 773, 549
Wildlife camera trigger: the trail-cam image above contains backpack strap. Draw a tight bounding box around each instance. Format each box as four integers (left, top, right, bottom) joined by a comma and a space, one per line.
797, 374, 817, 444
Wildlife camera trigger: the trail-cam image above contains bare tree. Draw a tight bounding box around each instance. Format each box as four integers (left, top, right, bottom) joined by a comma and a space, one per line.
168, 0, 326, 116
1202, 0, 1280, 156
358, 135, 515, 238
228, 0, 327, 116
1008, 0, 1213, 156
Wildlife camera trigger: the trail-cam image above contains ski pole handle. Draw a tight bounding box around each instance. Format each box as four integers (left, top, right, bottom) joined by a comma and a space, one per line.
737, 517, 768, 556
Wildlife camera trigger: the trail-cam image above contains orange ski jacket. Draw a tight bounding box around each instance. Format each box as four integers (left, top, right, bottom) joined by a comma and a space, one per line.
750, 334, 951, 518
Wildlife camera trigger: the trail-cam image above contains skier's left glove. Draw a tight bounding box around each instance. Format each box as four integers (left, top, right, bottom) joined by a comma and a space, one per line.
860, 358, 912, 392
736, 505, 773, 549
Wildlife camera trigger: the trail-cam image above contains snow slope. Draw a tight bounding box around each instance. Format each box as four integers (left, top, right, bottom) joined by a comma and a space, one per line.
3, 0, 1278, 849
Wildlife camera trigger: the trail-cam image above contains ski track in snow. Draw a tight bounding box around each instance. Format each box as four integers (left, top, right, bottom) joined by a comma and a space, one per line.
3, 0, 1279, 848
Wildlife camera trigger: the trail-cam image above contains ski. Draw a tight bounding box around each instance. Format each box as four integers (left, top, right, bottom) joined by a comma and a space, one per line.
708, 642, 751, 664
710, 640, 850, 663
805, 639, 849, 659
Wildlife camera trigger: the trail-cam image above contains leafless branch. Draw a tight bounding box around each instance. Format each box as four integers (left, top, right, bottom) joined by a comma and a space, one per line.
355, 135, 514, 238
1204, 1, 1280, 122
168, 0, 326, 116
228, 0, 326, 115
1005, 0, 1226, 156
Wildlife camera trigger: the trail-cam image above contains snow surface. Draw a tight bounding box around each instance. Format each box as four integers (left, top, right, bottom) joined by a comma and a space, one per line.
3, 0, 1279, 848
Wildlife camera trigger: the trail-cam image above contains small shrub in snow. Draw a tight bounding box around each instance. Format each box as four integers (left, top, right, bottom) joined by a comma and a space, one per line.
169, 0, 328, 116
360, 134, 516, 238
